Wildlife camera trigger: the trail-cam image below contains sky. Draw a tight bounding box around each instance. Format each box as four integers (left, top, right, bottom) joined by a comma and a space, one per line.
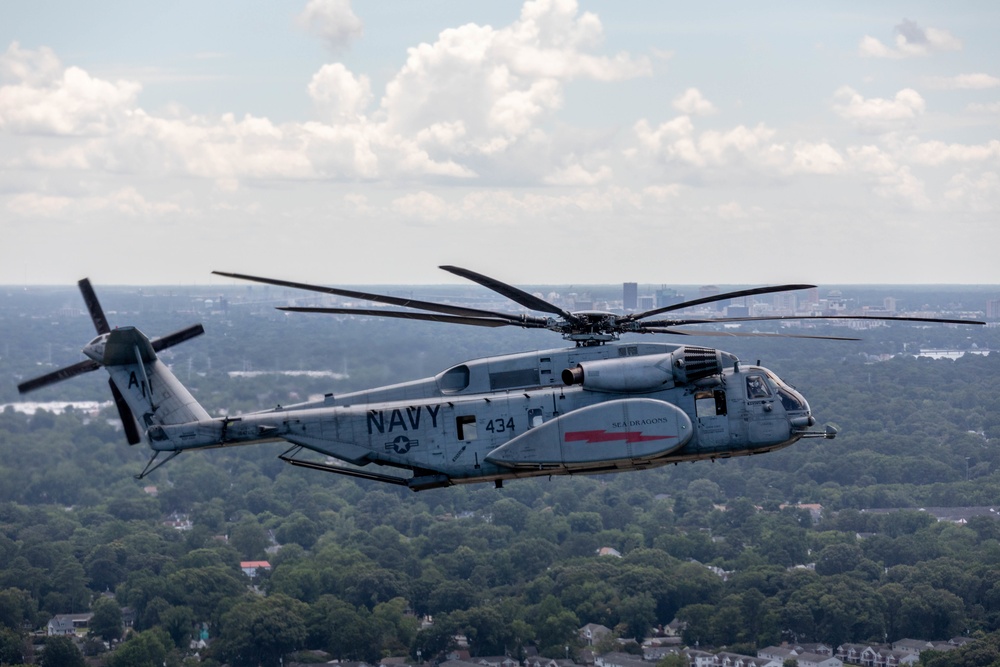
1, 1, 998, 286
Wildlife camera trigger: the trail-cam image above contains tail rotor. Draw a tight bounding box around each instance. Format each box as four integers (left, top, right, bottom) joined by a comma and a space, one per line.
16, 279, 205, 446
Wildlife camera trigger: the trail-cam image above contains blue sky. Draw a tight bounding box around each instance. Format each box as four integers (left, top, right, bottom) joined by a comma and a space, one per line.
2, 1, 998, 286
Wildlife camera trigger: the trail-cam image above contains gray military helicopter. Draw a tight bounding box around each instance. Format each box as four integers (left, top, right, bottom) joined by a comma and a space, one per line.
17, 268, 984, 491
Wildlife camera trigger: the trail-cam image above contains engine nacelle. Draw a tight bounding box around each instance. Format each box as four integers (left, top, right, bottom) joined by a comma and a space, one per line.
562, 346, 724, 392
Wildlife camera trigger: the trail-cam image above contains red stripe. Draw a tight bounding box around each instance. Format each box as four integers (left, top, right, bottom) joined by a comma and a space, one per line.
564, 430, 676, 444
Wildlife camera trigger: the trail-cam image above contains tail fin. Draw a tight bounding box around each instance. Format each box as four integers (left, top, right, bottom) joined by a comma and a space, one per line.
102, 326, 211, 429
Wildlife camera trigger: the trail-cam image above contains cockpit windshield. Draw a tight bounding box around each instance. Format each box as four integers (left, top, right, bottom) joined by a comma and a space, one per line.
763, 370, 808, 411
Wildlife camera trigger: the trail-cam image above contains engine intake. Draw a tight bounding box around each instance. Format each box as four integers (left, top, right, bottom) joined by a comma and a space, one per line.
562, 346, 723, 392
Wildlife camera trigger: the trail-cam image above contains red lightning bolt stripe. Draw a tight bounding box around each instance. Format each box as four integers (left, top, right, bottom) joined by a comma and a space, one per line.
564, 430, 677, 444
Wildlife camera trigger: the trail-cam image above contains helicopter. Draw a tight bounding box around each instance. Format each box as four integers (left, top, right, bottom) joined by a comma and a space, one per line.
17, 267, 985, 491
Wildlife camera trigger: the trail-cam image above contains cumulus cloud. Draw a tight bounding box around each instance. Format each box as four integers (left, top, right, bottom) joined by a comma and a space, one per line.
790, 142, 845, 174
832, 86, 925, 133
923, 73, 1000, 90
382, 0, 651, 154
672, 88, 717, 116
859, 19, 962, 59
895, 137, 1000, 166
308, 63, 373, 120
633, 116, 780, 170
544, 161, 612, 186
7, 187, 180, 217
0, 42, 140, 135
297, 0, 363, 52
944, 171, 1000, 210
847, 144, 929, 208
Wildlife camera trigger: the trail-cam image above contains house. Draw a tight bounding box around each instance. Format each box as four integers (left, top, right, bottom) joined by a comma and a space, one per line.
594, 651, 646, 667
46, 613, 93, 636
240, 561, 271, 577
475, 657, 519, 667
890, 640, 931, 656
715, 650, 775, 667
795, 652, 842, 667
758, 646, 797, 663
683, 649, 718, 667
580, 623, 613, 646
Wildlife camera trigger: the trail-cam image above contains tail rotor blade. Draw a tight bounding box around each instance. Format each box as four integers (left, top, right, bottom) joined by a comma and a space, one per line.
151, 324, 205, 352
109, 379, 142, 445
17, 359, 101, 394
78, 278, 111, 335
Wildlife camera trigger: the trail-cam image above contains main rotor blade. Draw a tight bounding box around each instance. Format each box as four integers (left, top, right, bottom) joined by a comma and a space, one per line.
78, 278, 111, 335
151, 324, 206, 352
213, 271, 546, 325
642, 314, 986, 327
439, 265, 579, 323
17, 359, 102, 394
278, 306, 546, 329
643, 327, 861, 341
625, 284, 817, 322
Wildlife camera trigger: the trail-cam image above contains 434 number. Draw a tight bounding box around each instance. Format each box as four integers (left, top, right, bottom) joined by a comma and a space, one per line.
484, 417, 515, 433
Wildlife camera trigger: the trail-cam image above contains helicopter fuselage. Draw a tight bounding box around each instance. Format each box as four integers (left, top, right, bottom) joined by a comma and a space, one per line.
144, 341, 827, 490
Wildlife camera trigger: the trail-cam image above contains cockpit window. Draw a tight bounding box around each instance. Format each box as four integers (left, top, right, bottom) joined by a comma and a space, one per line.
777, 388, 806, 411
746, 375, 771, 399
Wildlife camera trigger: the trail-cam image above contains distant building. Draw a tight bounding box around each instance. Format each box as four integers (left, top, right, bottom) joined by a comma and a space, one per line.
623, 283, 638, 310
47, 613, 93, 636
579, 623, 612, 646
699, 285, 722, 311
655, 288, 684, 309
240, 561, 271, 577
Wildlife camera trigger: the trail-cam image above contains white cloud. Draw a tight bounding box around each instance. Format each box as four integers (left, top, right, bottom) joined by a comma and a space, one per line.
859, 19, 962, 59
544, 161, 612, 186
381, 0, 650, 154
944, 171, 1000, 211
7, 187, 180, 217
790, 142, 845, 174
672, 88, 717, 116
832, 86, 925, 133
895, 137, 1000, 166
0, 43, 140, 136
0, 42, 61, 84
633, 116, 781, 171
297, 0, 363, 52
847, 144, 929, 208
924, 73, 1000, 90
308, 63, 373, 120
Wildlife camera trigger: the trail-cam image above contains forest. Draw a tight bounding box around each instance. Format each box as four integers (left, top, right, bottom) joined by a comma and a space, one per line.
1, 283, 1000, 667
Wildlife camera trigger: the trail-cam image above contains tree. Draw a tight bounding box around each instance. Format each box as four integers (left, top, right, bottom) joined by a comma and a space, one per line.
89, 596, 123, 642
213, 594, 308, 667
107, 629, 170, 667
656, 655, 687, 667
40, 636, 86, 667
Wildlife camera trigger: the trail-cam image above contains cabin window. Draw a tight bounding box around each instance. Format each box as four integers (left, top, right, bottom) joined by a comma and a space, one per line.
527, 408, 544, 429
456, 415, 477, 440
746, 375, 771, 399
695, 390, 727, 417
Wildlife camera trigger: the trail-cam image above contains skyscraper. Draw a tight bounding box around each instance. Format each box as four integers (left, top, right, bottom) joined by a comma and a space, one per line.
623, 282, 638, 310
